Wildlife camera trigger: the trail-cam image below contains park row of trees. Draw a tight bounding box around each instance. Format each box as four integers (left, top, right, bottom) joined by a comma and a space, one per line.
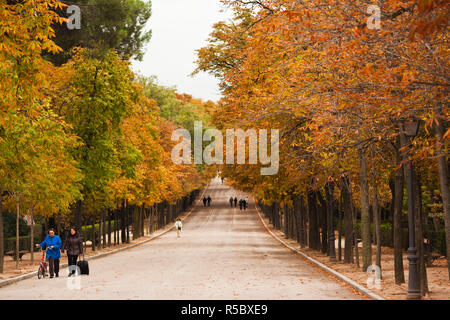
0, 0, 216, 272
195, 0, 449, 297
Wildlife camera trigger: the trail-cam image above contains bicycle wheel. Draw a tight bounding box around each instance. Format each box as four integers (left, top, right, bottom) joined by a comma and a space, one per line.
38, 266, 43, 279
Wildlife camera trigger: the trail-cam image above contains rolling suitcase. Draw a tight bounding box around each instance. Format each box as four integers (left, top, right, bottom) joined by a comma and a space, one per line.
77, 254, 89, 275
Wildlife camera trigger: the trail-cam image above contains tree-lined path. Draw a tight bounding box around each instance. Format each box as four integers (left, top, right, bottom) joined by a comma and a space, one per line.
0, 178, 360, 300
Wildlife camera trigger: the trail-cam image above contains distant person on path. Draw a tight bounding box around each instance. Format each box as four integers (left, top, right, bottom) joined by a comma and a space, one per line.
244, 197, 249, 210
175, 218, 183, 238
36, 228, 62, 278
221, 177, 224, 184
239, 199, 243, 210
203, 197, 207, 207
63, 227, 83, 277
229, 197, 234, 207
207, 196, 212, 207
234, 197, 238, 207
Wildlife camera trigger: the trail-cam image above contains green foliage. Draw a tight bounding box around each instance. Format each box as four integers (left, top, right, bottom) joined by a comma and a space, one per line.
2, 212, 29, 239
56, 49, 139, 210
140, 77, 210, 132
81, 220, 117, 242
4, 235, 41, 253
48, 0, 153, 65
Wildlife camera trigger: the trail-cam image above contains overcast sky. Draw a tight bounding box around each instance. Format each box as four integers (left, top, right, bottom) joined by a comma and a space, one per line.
131, 0, 233, 102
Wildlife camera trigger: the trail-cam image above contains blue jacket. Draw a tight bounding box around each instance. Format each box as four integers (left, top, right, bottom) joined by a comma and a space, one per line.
40, 235, 62, 260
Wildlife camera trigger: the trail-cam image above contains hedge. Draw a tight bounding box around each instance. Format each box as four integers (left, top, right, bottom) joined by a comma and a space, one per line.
80, 220, 118, 243
3, 235, 42, 253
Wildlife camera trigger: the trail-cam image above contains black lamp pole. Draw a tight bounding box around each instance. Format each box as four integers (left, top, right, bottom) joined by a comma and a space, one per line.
401, 119, 421, 300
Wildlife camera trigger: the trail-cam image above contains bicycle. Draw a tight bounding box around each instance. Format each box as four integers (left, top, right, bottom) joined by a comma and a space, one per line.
37, 248, 48, 279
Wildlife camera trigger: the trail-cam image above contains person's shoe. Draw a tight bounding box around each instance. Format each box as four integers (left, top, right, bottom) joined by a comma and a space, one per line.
68, 273, 72, 277
55, 274, 59, 278
50, 275, 54, 279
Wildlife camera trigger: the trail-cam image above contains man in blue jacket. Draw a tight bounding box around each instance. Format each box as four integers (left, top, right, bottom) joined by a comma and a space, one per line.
37, 228, 62, 278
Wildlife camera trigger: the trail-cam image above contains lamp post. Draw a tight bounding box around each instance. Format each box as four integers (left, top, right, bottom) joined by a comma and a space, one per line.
401, 118, 421, 300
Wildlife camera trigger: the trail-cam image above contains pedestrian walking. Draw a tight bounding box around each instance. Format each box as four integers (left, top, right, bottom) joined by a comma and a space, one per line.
62, 227, 83, 277
203, 197, 207, 207
207, 196, 212, 207
175, 218, 183, 238
239, 199, 243, 210
229, 197, 234, 207
36, 228, 62, 278
234, 197, 238, 207
244, 197, 249, 210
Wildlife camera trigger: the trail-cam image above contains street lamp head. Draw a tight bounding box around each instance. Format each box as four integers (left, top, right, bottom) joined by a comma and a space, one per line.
403, 119, 421, 138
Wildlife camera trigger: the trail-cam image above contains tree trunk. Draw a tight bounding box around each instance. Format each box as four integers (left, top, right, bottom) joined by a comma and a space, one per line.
141, 205, 145, 237
359, 148, 372, 271
293, 194, 305, 247
414, 170, 428, 296
352, 202, 360, 268
30, 208, 35, 265
91, 219, 95, 252
338, 192, 343, 261
307, 190, 321, 251
99, 213, 103, 249
121, 200, 126, 244
284, 203, 289, 238
317, 191, 328, 254
150, 206, 153, 234
102, 211, 106, 248
126, 203, 130, 244
16, 199, 20, 269
341, 176, 354, 263
132, 205, 136, 241
274, 202, 280, 230
299, 195, 306, 248
75, 200, 82, 239
0, 188, 4, 273
434, 104, 450, 280
393, 139, 406, 284
108, 210, 112, 247
371, 154, 382, 278
292, 195, 299, 243
114, 209, 117, 245
326, 182, 336, 261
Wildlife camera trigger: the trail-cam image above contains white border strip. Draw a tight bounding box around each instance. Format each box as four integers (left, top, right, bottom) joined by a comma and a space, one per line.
254, 201, 385, 301
0, 185, 209, 289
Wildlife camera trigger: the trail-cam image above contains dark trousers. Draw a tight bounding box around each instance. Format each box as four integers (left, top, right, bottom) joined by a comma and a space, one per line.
67, 254, 78, 274
48, 257, 60, 277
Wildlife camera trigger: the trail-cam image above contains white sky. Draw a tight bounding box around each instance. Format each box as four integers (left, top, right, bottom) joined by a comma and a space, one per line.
131, 0, 233, 102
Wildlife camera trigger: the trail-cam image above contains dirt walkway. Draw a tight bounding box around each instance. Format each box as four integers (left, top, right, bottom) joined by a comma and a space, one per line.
0, 178, 361, 300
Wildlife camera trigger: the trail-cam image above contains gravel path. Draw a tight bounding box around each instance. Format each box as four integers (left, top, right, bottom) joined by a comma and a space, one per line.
0, 178, 361, 300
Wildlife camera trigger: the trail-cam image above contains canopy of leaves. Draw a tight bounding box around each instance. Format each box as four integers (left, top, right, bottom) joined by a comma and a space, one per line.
47, 0, 152, 65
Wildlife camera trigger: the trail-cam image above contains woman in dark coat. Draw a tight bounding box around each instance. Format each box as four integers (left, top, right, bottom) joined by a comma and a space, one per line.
63, 227, 83, 277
